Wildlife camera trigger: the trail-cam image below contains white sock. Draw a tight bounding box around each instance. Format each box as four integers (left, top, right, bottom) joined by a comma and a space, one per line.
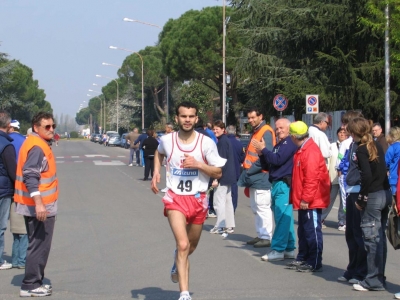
180, 291, 190, 297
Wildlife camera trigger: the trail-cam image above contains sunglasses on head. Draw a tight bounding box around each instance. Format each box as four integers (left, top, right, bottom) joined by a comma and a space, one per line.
42, 124, 56, 130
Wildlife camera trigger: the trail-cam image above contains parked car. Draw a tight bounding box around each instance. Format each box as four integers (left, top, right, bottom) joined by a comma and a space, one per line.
94, 134, 102, 143
121, 133, 129, 149
90, 133, 96, 142
107, 133, 121, 146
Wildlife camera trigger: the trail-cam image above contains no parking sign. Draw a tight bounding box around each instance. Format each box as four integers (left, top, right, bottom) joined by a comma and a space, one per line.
306, 95, 319, 114
273, 94, 288, 112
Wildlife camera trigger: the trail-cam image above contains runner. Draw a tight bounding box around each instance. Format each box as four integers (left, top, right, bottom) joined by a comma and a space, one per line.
151, 101, 226, 300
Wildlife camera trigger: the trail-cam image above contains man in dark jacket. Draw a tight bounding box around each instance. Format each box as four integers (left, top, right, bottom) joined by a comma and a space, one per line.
252, 118, 297, 262
0, 110, 15, 270
134, 129, 148, 167
226, 125, 245, 211
372, 123, 388, 154
209, 121, 237, 233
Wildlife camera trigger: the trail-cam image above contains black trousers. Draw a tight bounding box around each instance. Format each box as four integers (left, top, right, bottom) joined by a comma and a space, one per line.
144, 156, 154, 180
22, 216, 55, 290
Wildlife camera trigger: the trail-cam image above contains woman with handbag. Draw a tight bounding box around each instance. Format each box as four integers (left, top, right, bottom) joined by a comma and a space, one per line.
347, 117, 391, 292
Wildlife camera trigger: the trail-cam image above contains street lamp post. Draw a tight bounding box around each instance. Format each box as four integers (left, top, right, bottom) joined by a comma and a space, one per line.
109, 46, 144, 130
88, 89, 105, 133
123, 18, 162, 29
102, 62, 121, 68
222, 0, 227, 124
96, 74, 119, 132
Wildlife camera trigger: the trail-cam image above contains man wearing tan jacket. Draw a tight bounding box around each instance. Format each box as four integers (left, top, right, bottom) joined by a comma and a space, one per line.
126, 128, 140, 166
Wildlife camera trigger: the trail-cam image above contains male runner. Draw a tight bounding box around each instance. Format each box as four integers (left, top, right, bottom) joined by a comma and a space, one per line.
151, 101, 226, 300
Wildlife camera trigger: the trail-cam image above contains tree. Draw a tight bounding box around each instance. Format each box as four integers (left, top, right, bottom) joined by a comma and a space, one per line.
159, 6, 241, 115
230, 0, 399, 120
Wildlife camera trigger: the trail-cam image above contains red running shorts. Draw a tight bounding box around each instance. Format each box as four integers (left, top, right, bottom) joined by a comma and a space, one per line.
163, 190, 208, 225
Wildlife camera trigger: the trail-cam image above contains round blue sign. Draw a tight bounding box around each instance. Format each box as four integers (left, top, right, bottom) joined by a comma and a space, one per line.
273, 94, 288, 112
307, 96, 317, 106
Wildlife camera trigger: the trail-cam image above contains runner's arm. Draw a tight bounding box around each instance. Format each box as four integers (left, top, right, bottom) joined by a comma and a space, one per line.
183, 154, 222, 179
151, 150, 165, 194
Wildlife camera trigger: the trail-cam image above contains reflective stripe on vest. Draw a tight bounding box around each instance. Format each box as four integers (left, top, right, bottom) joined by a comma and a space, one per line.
14, 135, 58, 206
243, 124, 276, 170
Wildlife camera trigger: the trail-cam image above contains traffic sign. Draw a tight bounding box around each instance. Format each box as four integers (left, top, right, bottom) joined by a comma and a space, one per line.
306, 94, 319, 114
273, 94, 288, 112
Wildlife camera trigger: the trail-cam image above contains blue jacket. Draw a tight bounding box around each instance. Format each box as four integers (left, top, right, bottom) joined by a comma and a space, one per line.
237, 121, 274, 190
227, 134, 245, 180
345, 142, 361, 187
134, 133, 148, 149
385, 142, 400, 194
216, 134, 236, 185
9, 132, 25, 158
260, 135, 297, 182
0, 131, 15, 197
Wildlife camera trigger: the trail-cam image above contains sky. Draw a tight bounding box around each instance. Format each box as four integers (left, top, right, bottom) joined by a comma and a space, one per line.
0, 0, 221, 118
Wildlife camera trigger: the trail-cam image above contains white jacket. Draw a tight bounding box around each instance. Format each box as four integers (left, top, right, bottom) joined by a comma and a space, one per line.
328, 141, 340, 184
308, 125, 331, 160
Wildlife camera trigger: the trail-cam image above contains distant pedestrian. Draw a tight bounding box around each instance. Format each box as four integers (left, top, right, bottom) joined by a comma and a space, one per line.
372, 122, 388, 154
141, 129, 159, 181
8, 119, 28, 269
126, 128, 140, 166
15, 112, 58, 297
286, 121, 330, 272
385, 126, 400, 196
54, 132, 60, 146
0, 111, 16, 271
348, 117, 391, 292
209, 120, 236, 234
226, 125, 245, 212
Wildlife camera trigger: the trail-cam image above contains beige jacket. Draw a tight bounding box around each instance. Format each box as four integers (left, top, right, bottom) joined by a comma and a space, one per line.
126, 132, 140, 149
10, 202, 26, 235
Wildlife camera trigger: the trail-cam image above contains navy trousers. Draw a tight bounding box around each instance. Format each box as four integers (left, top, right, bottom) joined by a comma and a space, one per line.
296, 209, 323, 269
231, 182, 238, 212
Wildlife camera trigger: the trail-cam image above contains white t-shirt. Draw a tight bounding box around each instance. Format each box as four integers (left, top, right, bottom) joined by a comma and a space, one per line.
158, 131, 226, 195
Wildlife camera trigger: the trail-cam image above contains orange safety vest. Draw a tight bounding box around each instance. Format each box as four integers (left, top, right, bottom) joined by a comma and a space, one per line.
14, 135, 58, 206
243, 124, 276, 170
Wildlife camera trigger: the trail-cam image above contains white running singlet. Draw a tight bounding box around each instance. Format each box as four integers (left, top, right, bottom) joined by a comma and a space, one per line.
158, 131, 226, 195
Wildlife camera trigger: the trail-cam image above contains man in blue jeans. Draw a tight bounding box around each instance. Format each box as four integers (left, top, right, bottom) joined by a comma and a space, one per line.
134, 129, 148, 167
252, 118, 298, 261
0, 110, 16, 270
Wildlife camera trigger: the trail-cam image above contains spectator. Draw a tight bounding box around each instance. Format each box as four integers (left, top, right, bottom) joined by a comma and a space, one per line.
0, 111, 16, 271
286, 121, 330, 272
386, 127, 400, 197
126, 128, 140, 166
321, 127, 348, 230
194, 118, 211, 139
209, 121, 236, 234
252, 118, 297, 262
238, 107, 276, 248
347, 117, 391, 292
141, 129, 159, 181
53, 132, 60, 146
8, 119, 28, 269
226, 125, 245, 212
372, 122, 389, 154
134, 129, 148, 167
206, 122, 217, 143
15, 112, 58, 297
308, 112, 331, 165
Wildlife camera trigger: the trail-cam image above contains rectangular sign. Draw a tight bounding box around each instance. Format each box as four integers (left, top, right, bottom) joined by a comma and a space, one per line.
306, 94, 319, 114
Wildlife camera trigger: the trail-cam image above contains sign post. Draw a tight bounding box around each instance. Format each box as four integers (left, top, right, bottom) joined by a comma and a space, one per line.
273, 94, 288, 118
306, 95, 319, 114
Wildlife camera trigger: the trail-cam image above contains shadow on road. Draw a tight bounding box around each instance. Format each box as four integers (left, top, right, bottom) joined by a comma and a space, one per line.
131, 287, 181, 300
11, 273, 51, 287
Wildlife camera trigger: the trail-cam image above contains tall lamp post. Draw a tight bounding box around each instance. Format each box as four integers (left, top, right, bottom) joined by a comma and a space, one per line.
222, 0, 227, 124
96, 74, 119, 132
109, 46, 144, 130
93, 84, 106, 131
88, 89, 105, 133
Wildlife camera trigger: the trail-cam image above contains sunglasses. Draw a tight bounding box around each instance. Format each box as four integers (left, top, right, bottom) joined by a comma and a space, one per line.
42, 124, 56, 130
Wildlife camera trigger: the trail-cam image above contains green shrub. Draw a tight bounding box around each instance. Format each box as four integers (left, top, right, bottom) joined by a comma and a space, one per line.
69, 131, 79, 138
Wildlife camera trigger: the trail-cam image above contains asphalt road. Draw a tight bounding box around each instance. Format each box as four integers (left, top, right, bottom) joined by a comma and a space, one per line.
0, 139, 399, 299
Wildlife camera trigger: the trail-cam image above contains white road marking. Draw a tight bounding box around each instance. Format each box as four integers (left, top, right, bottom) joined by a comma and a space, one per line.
117, 156, 125, 158
71, 156, 79, 158
93, 160, 125, 166
56, 156, 64, 158
85, 154, 110, 158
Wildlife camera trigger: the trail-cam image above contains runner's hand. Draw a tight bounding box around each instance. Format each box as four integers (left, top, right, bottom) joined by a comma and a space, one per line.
183, 154, 199, 169
151, 173, 161, 194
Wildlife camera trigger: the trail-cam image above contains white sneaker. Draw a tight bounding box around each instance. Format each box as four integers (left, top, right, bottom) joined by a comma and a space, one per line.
128, 163, 133, 166
283, 250, 295, 259
338, 225, 346, 231
20, 286, 51, 297
353, 283, 369, 291
178, 295, 192, 300
224, 227, 234, 234
209, 226, 223, 234
0, 261, 12, 270
261, 250, 284, 261
207, 211, 217, 218
160, 187, 168, 193
394, 292, 400, 299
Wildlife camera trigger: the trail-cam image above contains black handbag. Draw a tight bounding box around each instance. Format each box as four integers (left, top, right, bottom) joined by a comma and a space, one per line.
387, 204, 400, 250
